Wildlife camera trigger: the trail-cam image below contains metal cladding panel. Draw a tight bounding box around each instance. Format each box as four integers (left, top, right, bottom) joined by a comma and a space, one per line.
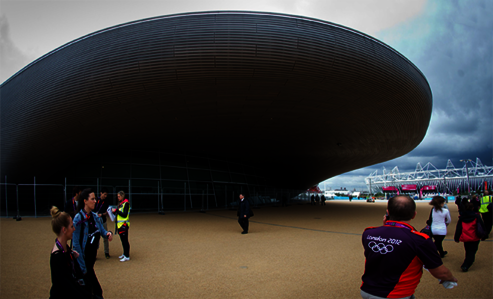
0, 11, 432, 189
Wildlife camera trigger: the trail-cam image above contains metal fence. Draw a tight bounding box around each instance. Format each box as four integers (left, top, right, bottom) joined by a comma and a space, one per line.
0, 177, 305, 218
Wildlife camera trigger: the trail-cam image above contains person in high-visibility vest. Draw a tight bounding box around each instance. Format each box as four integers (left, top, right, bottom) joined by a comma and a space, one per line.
112, 191, 131, 262
479, 190, 492, 239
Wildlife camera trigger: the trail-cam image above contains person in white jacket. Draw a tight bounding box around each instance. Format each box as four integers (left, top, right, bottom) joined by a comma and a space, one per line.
430, 196, 451, 258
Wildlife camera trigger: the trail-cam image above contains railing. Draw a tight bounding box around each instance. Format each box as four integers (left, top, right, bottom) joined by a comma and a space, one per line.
0, 177, 303, 218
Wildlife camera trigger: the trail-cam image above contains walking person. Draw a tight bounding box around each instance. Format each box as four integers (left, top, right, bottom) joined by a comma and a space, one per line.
65, 186, 82, 249
455, 196, 469, 213
470, 195, 480, 212
96, 188, 110, 259
112, 191, 131, 262
454, 202, 486, 272
65, 186, 82, 219
479, 190, 492, 239
73, 188, 113, 298
237, 194, 253, 234
49, 206, 92, 299
429, 196, 451, 258
361, 195, 457, 298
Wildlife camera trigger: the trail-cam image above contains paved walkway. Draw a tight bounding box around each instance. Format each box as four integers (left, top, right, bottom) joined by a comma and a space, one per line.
1, 201, 491, 298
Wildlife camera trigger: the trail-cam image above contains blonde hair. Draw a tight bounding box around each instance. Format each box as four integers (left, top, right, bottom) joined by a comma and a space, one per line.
50, 206, 71, 235
118, 191, 125, 199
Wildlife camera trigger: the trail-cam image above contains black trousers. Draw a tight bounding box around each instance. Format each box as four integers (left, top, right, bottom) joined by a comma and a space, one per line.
85, 248, 103, 298
482, 212, 492, 237
119, 231, 130, 257
462, 241, 480, 268
238, 217, 249, 232
432, 234, 446, 255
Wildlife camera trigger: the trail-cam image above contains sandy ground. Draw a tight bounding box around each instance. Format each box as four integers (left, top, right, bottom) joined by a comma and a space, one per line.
1, 201, 492, 299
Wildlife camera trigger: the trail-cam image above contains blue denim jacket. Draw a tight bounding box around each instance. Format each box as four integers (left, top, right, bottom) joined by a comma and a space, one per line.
73, 210, 109, 274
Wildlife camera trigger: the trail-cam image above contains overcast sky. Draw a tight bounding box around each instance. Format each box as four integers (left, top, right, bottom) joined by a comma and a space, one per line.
1, 0, 491, 190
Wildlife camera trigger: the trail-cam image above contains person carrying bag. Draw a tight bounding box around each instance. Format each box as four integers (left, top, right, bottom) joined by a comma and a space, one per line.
420, 206, 434, 237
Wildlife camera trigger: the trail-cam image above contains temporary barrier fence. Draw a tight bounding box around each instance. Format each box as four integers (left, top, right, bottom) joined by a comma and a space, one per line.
0, 177, 303, 218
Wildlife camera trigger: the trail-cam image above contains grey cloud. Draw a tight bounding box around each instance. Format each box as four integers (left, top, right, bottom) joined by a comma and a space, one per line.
313, 2, 492, 189
372, 1, 492, 170
299, 0, 426, 36
0, 15, 35, 83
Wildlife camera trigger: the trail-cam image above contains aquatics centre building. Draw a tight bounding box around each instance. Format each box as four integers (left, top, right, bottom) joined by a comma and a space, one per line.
0, 11, 433, 215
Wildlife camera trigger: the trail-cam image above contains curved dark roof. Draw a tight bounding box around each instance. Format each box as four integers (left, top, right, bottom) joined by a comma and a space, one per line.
0, 11, 432, 189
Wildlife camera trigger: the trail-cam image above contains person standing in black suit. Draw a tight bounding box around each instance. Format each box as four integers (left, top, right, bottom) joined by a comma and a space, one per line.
237, 194, 252, 234
96, 188, 110, 259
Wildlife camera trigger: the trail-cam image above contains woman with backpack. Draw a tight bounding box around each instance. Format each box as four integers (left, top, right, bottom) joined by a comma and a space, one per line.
429, 196, 451, 258
73, 188, 113, 298
454, 202, 486, 272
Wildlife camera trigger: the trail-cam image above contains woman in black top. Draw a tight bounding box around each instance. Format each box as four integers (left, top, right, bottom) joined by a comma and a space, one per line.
49, 206, 91, 299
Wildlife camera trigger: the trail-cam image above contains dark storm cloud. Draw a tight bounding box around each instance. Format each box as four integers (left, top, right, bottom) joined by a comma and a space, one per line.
323, 0, 492, 190
393, 0, 493, 166
0, 15, 35, 83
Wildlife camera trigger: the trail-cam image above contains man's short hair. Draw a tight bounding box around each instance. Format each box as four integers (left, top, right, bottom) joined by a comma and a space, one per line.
387, 195, 416, 221
100, 187, 108, 194
72, 186, 82, 196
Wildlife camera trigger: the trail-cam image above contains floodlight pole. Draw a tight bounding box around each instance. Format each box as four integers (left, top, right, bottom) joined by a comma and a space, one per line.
460, 159, 472, 195
5, 175, 8, 218
16, 184, 20, 218
34, 177, 37, 218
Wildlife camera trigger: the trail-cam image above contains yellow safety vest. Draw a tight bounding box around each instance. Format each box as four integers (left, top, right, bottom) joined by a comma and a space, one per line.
117, 200, 130, 229
479, 195, 492, 213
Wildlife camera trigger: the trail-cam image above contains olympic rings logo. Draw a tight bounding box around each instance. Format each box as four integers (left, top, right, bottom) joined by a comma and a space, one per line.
368, 241, 394, 254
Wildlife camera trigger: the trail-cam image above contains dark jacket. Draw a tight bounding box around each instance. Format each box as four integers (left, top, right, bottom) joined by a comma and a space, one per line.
95, 197, 109, 223
64, 197, 77, 219
454, 210, 485, 242
237, 199, 253, 218
73, 210, 109, 273
49, 247, 91, 299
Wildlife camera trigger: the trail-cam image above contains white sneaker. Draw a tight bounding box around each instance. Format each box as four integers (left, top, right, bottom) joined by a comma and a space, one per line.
119, 254, 125, 259
120, 256, 130, 262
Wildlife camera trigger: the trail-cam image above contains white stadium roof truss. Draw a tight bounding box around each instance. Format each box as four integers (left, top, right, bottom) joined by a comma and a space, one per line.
365, 158, 493, 194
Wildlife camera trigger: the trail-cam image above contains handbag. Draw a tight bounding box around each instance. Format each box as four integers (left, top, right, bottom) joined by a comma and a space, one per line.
420, 225, 433, 237
426, 208, 433, 226
421, 208, 434, 237
476, 217, 487, 239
